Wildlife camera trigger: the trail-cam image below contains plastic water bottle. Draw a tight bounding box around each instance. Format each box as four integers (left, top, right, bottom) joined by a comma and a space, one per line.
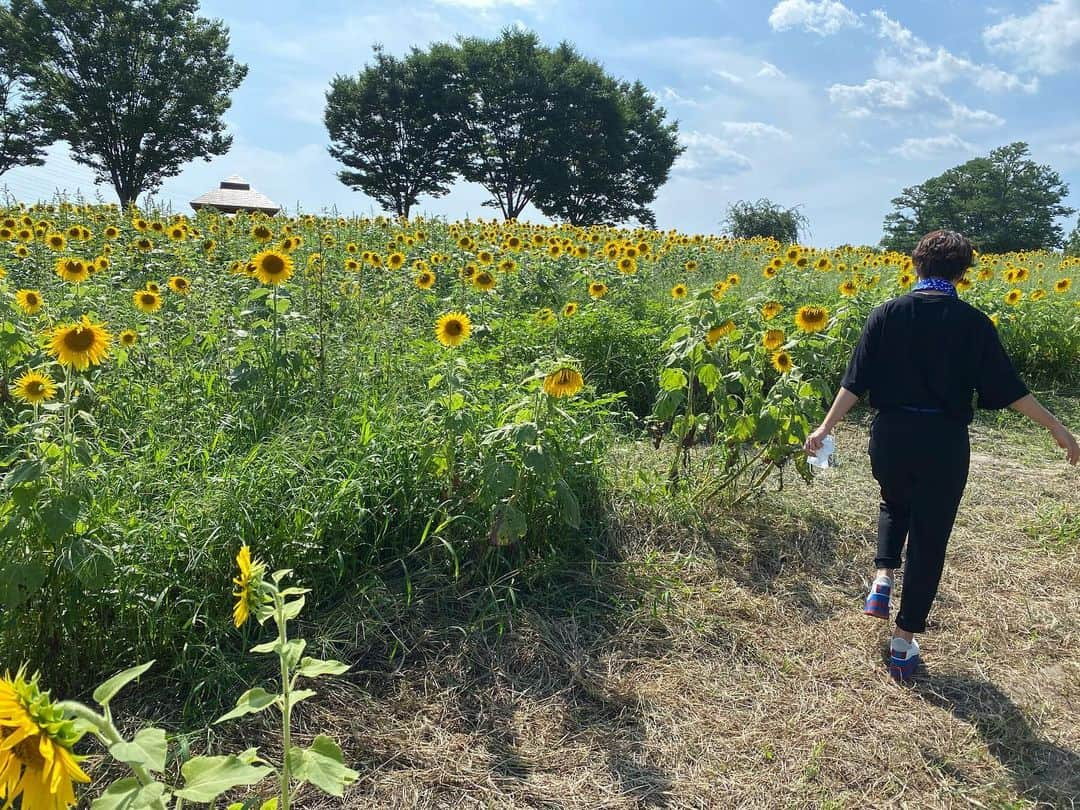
808, 434, 835, 470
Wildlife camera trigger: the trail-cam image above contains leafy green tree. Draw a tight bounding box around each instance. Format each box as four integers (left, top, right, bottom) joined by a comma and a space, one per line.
1066, 219, 1080, 257
0, 14, 51, 175
7, 0, 247, 206
531, 76, 682, 227
445, 29, 680, 223
722, 199, 807, 243
324, 46, 469, 218
881, 142, 1074, 254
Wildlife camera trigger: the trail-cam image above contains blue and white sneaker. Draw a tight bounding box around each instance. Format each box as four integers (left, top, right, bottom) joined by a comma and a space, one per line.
889, 637, 920, 682
863, 575, 892, 620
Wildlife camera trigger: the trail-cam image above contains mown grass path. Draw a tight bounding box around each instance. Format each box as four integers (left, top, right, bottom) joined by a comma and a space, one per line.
280, 405, 1077, 809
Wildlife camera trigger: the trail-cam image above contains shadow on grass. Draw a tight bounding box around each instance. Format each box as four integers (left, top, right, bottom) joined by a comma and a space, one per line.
915, 674, 1080, 808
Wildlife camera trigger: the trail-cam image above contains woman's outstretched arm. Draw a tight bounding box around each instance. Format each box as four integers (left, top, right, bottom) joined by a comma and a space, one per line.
1009, 394, 1079, 464
804, 387, 860, 454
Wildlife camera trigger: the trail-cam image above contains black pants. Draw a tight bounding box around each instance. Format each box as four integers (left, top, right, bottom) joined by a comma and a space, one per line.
869, 410, 970, 633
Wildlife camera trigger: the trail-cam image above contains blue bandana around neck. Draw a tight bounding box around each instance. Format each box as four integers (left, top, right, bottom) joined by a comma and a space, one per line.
912, 277, 958, 298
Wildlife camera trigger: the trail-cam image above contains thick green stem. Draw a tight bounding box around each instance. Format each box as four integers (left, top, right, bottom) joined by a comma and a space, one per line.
277, 599, 293, 810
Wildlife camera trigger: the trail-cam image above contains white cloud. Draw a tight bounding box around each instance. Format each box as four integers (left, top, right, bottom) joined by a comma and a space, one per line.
674, 132, 753, 180
756, 61, 787, 79
716, 121, 792, 141
661, 87, 702, 107
870, 10, 1037, 94
890, 134, 975, 161
767, 0, 859, 36
432, 0, 536, 8
828, 79, 1003, 128
714, 69, 744, 85
983, 0, 1080, 75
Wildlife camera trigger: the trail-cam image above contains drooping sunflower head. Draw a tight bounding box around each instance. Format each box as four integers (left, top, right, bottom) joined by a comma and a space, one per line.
588, 281, 608, 299
671, 283, 688, 299
543, 365, 584, 398
1055, 277, 1072, 293
13, 370, 56, 405
706, 320, 736, 347
0, 669, 90, 809
252, 250, 293, 286
474, 271, 497, 291
794, 305, 830, 334
232, 545, 268, 628
54, 257, 89, 284
762, 329, 785, 351
119, 329, 138, 347
15, 289, 43, 315
133, 289, 162, 313
535, 307, 556, 325
435, 311, 472, 348
761, 301, 783, 321
1004, 288, 1022, 306
563, 301, 578, 317
839, 280, 858, 297
49, 316, 112, 370
771, 350, 793, 374
415, 270, 436, 290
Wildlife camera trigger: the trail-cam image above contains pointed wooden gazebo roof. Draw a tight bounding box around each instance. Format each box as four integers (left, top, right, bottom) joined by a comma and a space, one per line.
190, 175, 281, 215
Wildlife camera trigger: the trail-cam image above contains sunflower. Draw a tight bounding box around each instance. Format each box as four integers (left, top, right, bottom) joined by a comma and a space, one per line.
167, 225, 186, 241
763, 264, 778, 279
536, 307, 556, 325
250, 224, 274, 243
1055, 277, 1072, 293
387, 252, 406, 270
785, 247, 800, 262
706, 321, 735, 347
543, 366, 584, 398
771, 350, 793, 374
474, 270, 497, 291
563, 301, 578, 317
956, 277, 972, 292
415, 270, 436, 290
762, 329, 785, 351
684, 259, 699, 272
761, 301, 783, 320
617, 256, 637, 274
0, 669, 90, 810
1004, 288, 1022, 306
435, 311, 472, 348
132, 289, 162, 313
978, 267, 994, 281
15, 289, 43, 315
588, 281, 608, 299
145, 281, 161, 294
794, 305, 829, 334
251, 250, 293, 286
814, 257, 831, 272
990, 313, 1000, 327
232, 545, 267, 628
498, 258, 516, 273
49, 316, 111, 370
133, 236, 153, 252
898, 271, 915, 287
477, 250, 494, 265
1029, 288, 1046, 301
838, 280, 857, 297
44, 233, 66, 251
54, 257, 89, 284
671, 283, 688, 299
103, 225, 119, 239
166, 275, 190, 295
119, 329, 138, 347
13, 370, 56, 405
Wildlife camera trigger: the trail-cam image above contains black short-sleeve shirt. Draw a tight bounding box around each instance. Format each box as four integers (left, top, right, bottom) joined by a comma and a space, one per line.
840, 291, 1029, 424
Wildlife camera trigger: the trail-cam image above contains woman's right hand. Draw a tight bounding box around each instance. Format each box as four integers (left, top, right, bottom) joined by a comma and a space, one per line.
804, 425, 829, 455
1050, 422, 1080, 465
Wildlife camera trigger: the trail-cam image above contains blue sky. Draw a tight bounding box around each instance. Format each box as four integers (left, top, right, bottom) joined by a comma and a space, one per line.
4, 0, 1080, 245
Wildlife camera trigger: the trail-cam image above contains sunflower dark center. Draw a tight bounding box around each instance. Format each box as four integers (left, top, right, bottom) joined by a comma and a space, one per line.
63, 328, 96, 352
444, 320, 462, 336
261, 255, 286, 275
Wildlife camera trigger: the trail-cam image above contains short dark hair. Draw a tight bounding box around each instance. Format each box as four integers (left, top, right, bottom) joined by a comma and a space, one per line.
912, 230, 974, 280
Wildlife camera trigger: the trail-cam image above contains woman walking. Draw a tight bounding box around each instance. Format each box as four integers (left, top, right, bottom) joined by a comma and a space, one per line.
804, 230, 1079, 681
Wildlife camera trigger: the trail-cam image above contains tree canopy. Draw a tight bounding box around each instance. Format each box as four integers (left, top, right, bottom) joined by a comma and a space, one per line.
7, 0, 247, 207
880, 142, 1074, 254
325, 46, 469, 219
0, 12, 51, 175
1065, 219, 1080, 257
722, 199, 807, 244
326, 29, 680, 226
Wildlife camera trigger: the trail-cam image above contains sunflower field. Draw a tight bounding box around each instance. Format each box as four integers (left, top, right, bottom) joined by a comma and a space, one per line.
1, 202, 1078, 698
